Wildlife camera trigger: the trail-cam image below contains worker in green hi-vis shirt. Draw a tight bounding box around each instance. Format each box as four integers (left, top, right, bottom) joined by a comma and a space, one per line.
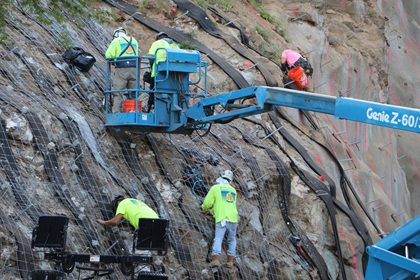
105, 27, 140, 113
97, 196, 158, 230
201, 170, 238, 269
144, 32, 180, 112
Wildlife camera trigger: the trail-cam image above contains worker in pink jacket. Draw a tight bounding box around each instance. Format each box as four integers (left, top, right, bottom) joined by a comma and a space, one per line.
281, 49, 313, 76
281, 49, 313, 90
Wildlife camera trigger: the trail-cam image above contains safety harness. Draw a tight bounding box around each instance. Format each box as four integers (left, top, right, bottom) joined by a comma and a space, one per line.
115, 37, 137, 68
289, 57, 313, 77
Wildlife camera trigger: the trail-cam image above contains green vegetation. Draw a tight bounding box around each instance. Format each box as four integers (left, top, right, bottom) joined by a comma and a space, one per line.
59, 28, 72, 49
178, 40, 196, 50
0, 0, 11, 43
256, 42, 282, 62
259, 10, 276, 24
247, 0, 285, 36
256, 25, 271, 42
248, 0, 290, 55
270, 45, 282, 61
368, 8, 377, 17
0, 0, 101, 44
138, 0, 150, 13
138, 0, 167, 14
196, 0, 233, 11
187, 29, 197, 38
95, 8, 114, 24
256, 24, 283, 61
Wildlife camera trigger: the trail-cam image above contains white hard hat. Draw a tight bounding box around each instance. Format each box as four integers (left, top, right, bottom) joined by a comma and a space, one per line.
221, 170, 233, 182
113, 27, 127, 38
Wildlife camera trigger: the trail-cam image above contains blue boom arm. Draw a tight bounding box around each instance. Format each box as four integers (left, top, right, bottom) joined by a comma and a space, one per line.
186, 86, 420, 133
104, 49, 419, 134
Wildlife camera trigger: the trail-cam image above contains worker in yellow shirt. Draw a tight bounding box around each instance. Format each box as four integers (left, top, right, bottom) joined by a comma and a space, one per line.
145, 32, 180, 112
105, 27, 141, 113
97, 196, 158, 230
201, 170, 238, 268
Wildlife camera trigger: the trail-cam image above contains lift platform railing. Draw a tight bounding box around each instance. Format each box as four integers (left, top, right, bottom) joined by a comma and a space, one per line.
105, 50, 208, 114
105, 55, 147, 116
105, 49, 208, 134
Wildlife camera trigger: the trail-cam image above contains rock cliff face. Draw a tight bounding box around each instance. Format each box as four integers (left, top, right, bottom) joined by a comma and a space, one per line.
0, 0, 418, 279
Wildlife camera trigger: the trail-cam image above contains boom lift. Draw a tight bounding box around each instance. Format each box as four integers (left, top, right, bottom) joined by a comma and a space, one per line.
105, 49, 420, 134
104, 50, 420, 279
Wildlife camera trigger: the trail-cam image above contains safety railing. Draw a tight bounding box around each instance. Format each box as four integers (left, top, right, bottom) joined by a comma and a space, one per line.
105, 56, 152, 115
105, 51, 209, 117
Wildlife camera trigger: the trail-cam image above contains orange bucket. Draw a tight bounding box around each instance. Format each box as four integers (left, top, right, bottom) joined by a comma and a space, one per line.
123, 100, 142, 112
288, 66, 308, 89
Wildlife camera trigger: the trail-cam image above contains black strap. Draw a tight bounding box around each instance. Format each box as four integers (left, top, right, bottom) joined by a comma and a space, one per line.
119, 37, 137, 57
289, 57, 308, 71
292, 164, 347, 280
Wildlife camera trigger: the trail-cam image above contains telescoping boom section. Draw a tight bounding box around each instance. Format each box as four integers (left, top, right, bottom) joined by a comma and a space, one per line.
187, 86, 420, 134
104, 49, 420, 134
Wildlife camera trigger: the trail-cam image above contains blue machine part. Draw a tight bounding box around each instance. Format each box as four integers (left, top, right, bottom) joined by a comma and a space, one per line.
365, 217, 420, 279
105, 49, 209, 134
186, 86, 420, 133
104, 49, 420, 135
336, 98, 420, 133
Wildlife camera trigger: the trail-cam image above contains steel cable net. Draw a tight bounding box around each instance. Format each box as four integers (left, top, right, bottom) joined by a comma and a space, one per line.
0, 11, 314, 279
0, 2, 414, 280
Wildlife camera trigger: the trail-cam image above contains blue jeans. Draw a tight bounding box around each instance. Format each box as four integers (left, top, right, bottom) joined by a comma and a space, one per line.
212, 221, 237, 257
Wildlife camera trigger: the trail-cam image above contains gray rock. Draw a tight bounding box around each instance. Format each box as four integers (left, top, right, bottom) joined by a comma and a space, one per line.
5, 113, 33, 144
199, 239, 208, 248
201, 268, 212, 279
58, 113, 68, 120
141, 177, 149, 184
230, 59, 240, 65
241, 71, 256, 84
47, 142, 56, 150
249, 207, 263, 233
242, 255, 265, 278
70, 164, 79, 172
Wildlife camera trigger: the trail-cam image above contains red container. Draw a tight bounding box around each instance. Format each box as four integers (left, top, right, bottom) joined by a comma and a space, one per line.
123, 100, 142, 112
288, 66, 308, 89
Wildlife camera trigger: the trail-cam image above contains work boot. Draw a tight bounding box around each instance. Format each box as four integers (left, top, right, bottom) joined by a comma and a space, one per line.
226, 255, 235, 268
210, 255, 221, 267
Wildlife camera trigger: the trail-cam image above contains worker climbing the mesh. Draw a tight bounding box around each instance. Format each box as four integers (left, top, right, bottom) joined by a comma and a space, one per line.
105, 27, 142, 113
96, 196, 159, 230
144, 32, 180, 112
201, 170, 238, 269
280, 49, 313, 90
